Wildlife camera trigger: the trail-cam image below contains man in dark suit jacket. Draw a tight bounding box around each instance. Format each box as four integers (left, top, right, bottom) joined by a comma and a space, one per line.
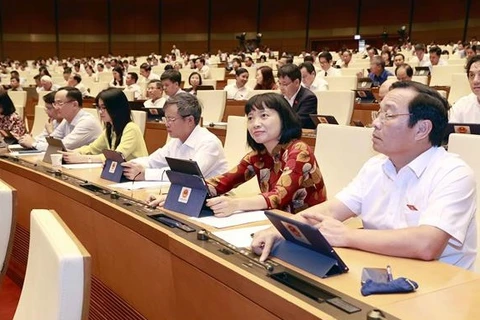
278, 64, 317, 129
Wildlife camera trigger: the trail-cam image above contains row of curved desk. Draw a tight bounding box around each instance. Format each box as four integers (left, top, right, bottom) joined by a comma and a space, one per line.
1, 154, 479, 319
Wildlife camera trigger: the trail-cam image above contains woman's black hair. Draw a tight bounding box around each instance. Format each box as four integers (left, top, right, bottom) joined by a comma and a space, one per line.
95, 88, 132, 149
0, 92, 16, 116
245, 93, 302, 151
112, 66, 124, 86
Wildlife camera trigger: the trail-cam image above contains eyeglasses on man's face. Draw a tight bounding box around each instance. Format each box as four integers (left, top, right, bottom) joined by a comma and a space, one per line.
162, 114, 192, 123
53, 100, 75, 107
371, 110, 412, 123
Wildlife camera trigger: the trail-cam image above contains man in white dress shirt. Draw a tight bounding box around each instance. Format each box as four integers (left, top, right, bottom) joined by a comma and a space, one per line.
18, 92, 62, 150
67, 74, 89, 97
223, 68, 251, 100
144, 80, 166, 110
299, 62, 328, 91
253, 81, 477, 271
195, 58, 211, 79
428, 46, 448, 67
39, 75, 60, 92
317, 51, 341, 78
125, 72, 143, 100
171, 45, 181, 59
34, 87, 102, 151
410, 43, 430, 67
160, 70, 185, 98
140, 63, 160, 83
449, 55, 480, 123
122, 93, 228, 182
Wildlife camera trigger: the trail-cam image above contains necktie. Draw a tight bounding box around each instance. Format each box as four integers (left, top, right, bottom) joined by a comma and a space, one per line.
325, 71, 328, 77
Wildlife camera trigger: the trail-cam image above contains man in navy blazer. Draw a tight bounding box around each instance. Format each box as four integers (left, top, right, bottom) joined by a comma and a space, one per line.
278, 64, 318, 129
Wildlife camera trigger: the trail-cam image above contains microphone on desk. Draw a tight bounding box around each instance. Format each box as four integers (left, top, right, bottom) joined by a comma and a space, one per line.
130, 171, 142, 199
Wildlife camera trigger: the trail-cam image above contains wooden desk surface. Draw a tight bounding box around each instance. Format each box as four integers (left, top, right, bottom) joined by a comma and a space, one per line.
382, 278, 480, 319
2, 155, 480, 319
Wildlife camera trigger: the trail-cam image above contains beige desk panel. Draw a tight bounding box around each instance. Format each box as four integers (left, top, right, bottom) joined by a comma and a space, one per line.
2, 156, 480, 319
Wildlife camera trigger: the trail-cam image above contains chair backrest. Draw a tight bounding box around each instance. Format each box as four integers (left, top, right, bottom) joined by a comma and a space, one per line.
31, 105, 49, 137
447, 134, 480, 273
325, 75, 358, 91
315, 90, 355, 125
223, 116, 260, 197
412, 75, 429, 85
202, 79, 217, 89
8, 91, 27, 109
123, 89, 135, 101
37, 91, 52, 107
315, 124, 377, 197
131, 110, 147, 136
14, 209, 91, 320
15, 105, 24, 119
209, 68, 225, 81
123, 90, 135, 102
89, 82, 109, 98
179, 69, 194, 84
430, 65, 466, 86
197, 90, 227, 124
0, 180, 15, 286
448, 73, 471, 105
246, 89, 281, 99
83, 108, 100, 122
340, 67, 365, 77
224, 116, 249, 167
98, 72, 112, 83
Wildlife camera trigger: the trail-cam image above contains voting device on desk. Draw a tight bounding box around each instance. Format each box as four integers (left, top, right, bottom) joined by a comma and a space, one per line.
265, 210, 348, 278
163, 157, 213, 217
101, 150, 129, 182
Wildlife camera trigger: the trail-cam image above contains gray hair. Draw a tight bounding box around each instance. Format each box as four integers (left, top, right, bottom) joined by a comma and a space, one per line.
164, 92, 202, 125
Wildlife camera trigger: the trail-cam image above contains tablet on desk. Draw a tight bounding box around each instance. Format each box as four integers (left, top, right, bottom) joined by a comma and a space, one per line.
164, 157, 214, 217
309, 114, 339, 126
415, 66, 431, 76
195, 85, 215, 91
43, 137, 67, 164
101, 149, 129, 182
356, 77, 373, 89
265, 210, 349, 278
444, 123, 480, 143
165, 157, 212, 197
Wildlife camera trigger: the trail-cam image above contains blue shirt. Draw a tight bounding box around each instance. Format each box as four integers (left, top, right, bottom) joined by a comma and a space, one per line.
368, 69, 394, 86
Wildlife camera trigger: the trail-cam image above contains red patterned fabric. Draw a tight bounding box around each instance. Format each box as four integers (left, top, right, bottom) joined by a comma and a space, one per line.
207, 140, 327, 213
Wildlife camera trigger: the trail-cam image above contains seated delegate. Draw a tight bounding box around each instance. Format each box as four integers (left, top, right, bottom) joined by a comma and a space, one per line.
62, 88, 148, 163
204, 93, 327, 217
122, 92, 228, 182
252, 81, 477, 271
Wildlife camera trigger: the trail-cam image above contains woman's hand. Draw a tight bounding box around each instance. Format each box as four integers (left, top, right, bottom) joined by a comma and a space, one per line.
59, 151, 86, 163
205, 196, 239, 217
251, 227, 283, 262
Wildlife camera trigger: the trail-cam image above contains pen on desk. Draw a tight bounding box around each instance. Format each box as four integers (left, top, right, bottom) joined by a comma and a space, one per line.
386, 265, 393, 282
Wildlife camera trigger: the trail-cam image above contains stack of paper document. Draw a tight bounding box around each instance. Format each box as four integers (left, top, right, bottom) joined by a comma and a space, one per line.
109, 181, 170, 190
190, 210, 267, 228
212, 225, 271, 248
62, 163, 103, 169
